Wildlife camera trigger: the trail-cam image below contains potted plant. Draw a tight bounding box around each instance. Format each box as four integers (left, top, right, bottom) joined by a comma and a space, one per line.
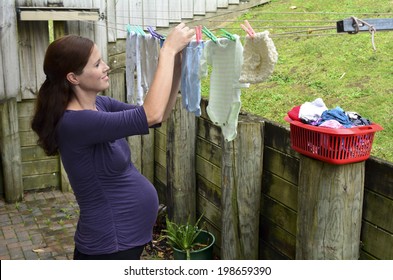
162, 214, 215, 260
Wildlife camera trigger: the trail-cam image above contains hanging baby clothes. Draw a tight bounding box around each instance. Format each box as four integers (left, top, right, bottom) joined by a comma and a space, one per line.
181, 40, 204, 116
239, 31, 278, 84
125, 31, 142, 104
140, 34, 160, 98
126, 33, 160, 105
200, 35, 249, 142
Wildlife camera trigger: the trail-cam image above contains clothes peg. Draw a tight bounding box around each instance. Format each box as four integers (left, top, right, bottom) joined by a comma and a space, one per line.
202, 26, 218, 43
220, 29, 236, 41
136, 25, 146, 36
130, 25, 144, 36
147, 26, 165, 40
240, 20, 256, 38
126, 24, 133, 34
195, 25, 202, 43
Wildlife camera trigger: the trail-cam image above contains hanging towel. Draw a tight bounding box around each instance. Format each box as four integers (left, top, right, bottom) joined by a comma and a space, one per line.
239, 31, 278, 84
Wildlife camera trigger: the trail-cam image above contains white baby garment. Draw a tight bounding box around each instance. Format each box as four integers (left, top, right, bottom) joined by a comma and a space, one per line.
239, 31, 278, 84
200, 35, 249, 142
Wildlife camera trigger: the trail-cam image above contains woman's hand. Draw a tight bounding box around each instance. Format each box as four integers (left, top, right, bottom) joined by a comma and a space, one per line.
161, 23, 195, 56
143, 23, 194, 126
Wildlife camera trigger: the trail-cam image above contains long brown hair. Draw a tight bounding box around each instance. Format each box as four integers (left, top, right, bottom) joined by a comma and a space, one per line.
31, 35, 94, 156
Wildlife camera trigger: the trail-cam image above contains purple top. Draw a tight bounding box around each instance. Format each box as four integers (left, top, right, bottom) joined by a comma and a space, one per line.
57, 95, 159, 255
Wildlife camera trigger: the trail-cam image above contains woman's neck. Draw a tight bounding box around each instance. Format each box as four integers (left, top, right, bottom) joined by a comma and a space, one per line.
67, 94, 97, 111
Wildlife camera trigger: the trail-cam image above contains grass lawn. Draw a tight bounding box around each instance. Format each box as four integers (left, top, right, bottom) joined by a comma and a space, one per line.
202, 0, 393, 162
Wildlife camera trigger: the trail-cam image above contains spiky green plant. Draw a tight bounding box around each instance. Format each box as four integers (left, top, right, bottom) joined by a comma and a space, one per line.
162, 214, 205, 260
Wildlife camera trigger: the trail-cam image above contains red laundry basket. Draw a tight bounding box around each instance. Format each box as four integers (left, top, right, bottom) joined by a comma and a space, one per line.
284, 116, 383, 164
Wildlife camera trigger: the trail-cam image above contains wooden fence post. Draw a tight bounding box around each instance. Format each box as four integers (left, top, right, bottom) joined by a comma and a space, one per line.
221, 120, 264, 259
166, 95, 196, 224
296, 155, 365, 259
0, 98, 23, 202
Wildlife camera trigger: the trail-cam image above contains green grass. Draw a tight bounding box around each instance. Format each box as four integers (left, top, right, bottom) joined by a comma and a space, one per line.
202, 0, 393, 162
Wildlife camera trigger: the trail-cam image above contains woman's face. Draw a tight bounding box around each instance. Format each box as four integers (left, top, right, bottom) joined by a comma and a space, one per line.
74, 45, 110, 94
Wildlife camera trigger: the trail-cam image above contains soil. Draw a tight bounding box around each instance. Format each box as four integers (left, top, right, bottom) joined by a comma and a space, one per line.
141, 205, 174, 260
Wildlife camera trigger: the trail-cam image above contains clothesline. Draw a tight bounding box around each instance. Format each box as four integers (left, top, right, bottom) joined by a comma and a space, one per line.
65, 15, 342, 39
114, 15, 340, 23
112, 9, 393, 16
109, 20, 340, 38
50, 11, 339, 38
54, 13, 378, 40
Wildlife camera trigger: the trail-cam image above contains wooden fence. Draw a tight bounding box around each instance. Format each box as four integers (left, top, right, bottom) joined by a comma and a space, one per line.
152, 97, 393, 260
1, 0, 392, 260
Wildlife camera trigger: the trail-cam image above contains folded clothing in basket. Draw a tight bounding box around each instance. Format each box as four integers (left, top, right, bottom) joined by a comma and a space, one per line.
287, 98, 373, 128
298, 98, 328, 123
317, 106, 353, 128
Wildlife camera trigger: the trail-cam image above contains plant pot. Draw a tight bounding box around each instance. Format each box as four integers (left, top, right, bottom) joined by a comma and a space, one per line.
172, 230, 215, 260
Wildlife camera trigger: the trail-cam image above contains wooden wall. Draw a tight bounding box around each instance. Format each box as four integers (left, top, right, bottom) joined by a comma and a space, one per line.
0, 0, 109, 200
107, 0, 267, 41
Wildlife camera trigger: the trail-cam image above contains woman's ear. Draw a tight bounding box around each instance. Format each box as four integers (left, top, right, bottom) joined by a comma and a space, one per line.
66, 72, 79, 85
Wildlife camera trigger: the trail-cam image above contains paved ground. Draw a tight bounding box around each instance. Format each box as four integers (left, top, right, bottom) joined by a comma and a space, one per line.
0, 189, 79, 260
0, 188, 169, 260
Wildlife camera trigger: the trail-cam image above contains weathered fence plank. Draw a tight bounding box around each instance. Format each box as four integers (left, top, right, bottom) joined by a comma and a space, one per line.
94, 0, 108, 62
263, 147, 299, 185
18, 22, 37, 100
260, 194, 297, 236
23, 173, 60, 191
363, 189, 393, 234
221, 120, 264, 260
169, 0, 181, 23
156, 0, 169, 27
365, 157, 393, 199
196, 154, 221, 187
0, 99, 23, 202
260, 216, 296, 259
360, 220, 393, 259
143, 0, 157, 29
296, 156, 365, 259
182, 0, 194, 19
218, 0, 229, 8
106, 0, 117, 42
194, 0, 206, 16
1, 0, 20, 100
206, 0, 218, 12
166, 95, 197, 224
262, 171, 298, 211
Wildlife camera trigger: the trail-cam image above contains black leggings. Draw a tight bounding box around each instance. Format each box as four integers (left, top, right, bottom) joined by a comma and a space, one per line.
73, 245, 145, 260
